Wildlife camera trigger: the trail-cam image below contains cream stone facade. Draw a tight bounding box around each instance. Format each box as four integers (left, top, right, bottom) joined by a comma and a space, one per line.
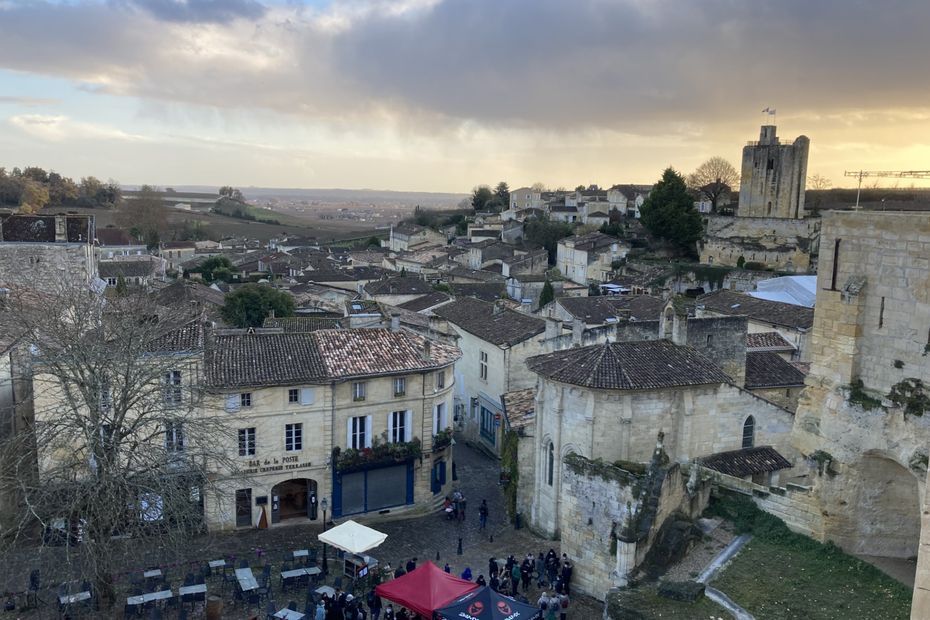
789, 211, 930, 568
739, 125, 809, 219
204, 329, 460, 530
699, 214, 820, 273
556, 232, 629, 285
522, 341, 796, 539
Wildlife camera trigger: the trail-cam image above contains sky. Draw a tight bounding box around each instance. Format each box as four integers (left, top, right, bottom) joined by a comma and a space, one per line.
0, 0, 929, 193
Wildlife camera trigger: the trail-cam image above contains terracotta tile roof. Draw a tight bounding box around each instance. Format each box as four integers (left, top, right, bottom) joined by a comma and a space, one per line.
396, 291, 451, 312
154, 280, 226, 308
364, 276, 435, 296
744, 351, 807, 389
526, 340, 729, 390
346, 300, 383, 316
698, 290, 813, 330
698, 446, 792, 478
433, 297, 545, 346
314, 329, 460, 379
746, 331, 796, 351
559, 231, 620, 252
502, 388, 536, 431
148, 319, 205, 353
556, 295, 664, 324
262, 316, 343, 332
98, 260, 156, 278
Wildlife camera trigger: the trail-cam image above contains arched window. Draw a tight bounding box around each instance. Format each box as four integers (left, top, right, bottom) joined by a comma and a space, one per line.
742, 416, 755, 449
546, 442, 555, 486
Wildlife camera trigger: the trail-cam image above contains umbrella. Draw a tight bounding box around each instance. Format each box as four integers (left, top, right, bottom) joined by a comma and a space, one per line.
435, 586, 542, 620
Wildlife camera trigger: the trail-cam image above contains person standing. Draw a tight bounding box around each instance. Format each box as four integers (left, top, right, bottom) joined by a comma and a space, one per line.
489, 573, 500, 592
520, 559, 531, 593
558, 589, 569, 620
488, 557, 499, 579
405, 558, 416, 573
478, 499, 488, 530
368, 590, 382, 620
535, 553, 546, 588
476, 574, 486, 587
510, 562, 521, 596
560, 558, 573, 595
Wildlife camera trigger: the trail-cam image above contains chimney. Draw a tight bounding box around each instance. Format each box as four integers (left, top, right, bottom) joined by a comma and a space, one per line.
493, 300, 505, 315
423, 338, 432, 360
545, 317, 562, 340
390, 314, 400, 332
571, 318, 583, 345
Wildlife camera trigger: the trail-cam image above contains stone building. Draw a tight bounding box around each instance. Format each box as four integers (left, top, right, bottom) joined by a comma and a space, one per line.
556, 232, 630, 285
520, 337, 796, 539
739, 124, 810, 219
790, 210, 930, 564
204, 328, 460, 529
0, 214, 97, 292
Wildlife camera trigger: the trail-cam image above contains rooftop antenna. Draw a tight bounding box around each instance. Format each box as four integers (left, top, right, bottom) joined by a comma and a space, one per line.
843, 170, 930, 210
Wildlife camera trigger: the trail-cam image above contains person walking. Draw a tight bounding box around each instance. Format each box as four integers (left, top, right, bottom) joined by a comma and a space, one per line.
478, 500, 488, 530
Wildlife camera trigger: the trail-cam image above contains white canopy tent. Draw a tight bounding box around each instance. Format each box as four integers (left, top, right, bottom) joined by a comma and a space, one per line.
317, 519, 387, 555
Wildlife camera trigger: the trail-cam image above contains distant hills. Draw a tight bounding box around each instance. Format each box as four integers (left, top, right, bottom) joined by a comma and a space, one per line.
122, 185, 468, 208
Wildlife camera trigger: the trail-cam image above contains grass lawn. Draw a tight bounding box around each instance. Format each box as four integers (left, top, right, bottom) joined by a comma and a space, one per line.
709, 496, 912, 620
607, 586, 728, 620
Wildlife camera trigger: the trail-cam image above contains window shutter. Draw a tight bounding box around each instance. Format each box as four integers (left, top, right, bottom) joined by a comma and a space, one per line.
433, 405, 439, 436
440, 403, 447, 430
225, 394, 240, 412
346, 418, 353, 449
365, 415, 373, 448
387, 412, 395, 442
404, 410, 413, 442
300, 387, 314, 405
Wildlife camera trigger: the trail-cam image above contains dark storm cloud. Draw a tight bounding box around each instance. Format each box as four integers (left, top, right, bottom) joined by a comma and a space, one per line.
0, 0, 928, 131
117, 0, 267, 23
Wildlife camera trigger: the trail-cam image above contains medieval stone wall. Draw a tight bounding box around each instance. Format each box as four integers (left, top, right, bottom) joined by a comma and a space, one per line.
738, 127, 809, 219
699, 215, 820, 272
0, 243, 96, 292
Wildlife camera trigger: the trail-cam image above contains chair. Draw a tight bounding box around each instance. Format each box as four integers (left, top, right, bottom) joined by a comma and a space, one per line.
239, 559, 250, 569
264, 600, 277, 620
183, 573, 196, 587
288, 600, 298, 611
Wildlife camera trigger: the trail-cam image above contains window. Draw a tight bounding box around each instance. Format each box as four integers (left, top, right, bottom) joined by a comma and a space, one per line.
706, 334, 713, 346
547, 442, 554, 486
434, 402, 447, 435
285, 423, 302, 452
106, 277, 117, 287
742, 416, 755, 449
830, 239, 841, 290
435, 371, 445, 390
288, 388, 299, 404
165, 421, 184, 452
164, 371, 182, 406
878, 297, 885, 328
389, 410, 409, 443
393, 377, 406, 397
352, 382, 366, 401
348, 416, 370, 450
99, 382, 111, 414
238, 427, 256, 456
240, 392, 252, 408
479, 351, 488, 381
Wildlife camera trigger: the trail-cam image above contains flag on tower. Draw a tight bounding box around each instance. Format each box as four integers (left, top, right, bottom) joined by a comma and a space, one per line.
761, 107, 776, 115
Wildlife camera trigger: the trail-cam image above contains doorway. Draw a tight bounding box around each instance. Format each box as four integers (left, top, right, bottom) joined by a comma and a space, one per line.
271, 479, 318, 523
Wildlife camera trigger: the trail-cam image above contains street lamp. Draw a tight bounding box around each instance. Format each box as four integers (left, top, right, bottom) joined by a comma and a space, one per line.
320, 497, 329, 575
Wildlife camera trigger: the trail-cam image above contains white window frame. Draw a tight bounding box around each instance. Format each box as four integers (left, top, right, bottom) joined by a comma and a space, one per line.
285, 423, 302, 452
240, 392, 252, 408
393, 377, 406, 397
388, 410, 412, 443
352, 382, 366, 402
238, 427, 256, 456
435, 370, 445, 390
348, 415, 372, 450
288, 388, 299, 404
433, 402, 447, 436
164, 370, 182, 406
479, 351, 488, 381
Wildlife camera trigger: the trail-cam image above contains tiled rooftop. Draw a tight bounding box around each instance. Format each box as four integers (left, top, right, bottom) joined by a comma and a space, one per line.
746, 331, 796, 351
556, 295, 664, 324
502, 388, 536, 431
433, 297, 545, 346
698, 446, 792, 479
526, 340, 730, 390
744, 351, 807, 389
698, 290, 814, 330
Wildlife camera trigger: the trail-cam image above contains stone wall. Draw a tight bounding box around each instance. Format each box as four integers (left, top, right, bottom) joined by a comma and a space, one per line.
791, 211, 930, 558
682, 316, 747, 385
0, 243, 96, 292
699, 214, 820, 272
749, 385, 803, 411
739, 127, 809, 219
912, 466, 930, 619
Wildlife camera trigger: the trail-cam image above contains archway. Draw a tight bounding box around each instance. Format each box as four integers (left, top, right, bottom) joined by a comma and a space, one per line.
271, 478, 318, 523
852, 455, 920, 558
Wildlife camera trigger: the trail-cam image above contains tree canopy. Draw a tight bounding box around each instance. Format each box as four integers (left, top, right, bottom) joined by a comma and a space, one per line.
687, 156, 738, 213
538, 279, 555, 309
494, 181, 510, 208
0, 166, 120, 211
221, 283, 295, 328
471, 185, 494, 211
524, 217, 574, 264
640, 167, 704, 256
197, 256, 235, 283
116, 184, 167, 250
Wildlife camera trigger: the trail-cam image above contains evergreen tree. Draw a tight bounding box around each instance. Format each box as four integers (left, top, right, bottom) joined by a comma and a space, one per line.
639, 167, 703, 256
221, 284, 295, 328
538, 280, 554, 308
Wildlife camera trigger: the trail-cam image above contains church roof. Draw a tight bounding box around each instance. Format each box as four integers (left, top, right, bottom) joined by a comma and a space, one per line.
698, 446, 792, 478
526, 340, 729, 390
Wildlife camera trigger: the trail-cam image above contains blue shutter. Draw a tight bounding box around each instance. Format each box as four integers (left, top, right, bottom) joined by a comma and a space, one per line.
405, 461, 415, 505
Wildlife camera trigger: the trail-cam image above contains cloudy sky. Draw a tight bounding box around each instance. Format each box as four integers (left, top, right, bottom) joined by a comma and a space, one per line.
0, 0, 929, 192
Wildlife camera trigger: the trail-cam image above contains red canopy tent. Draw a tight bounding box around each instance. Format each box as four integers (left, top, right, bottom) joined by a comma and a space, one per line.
374, 561, 480, 618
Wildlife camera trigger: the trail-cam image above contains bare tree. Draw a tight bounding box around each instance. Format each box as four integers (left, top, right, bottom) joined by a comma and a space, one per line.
807, 174, 832, 190
687, 156, 739, 213
0, 285, 235, 609
116, 185, 168, 249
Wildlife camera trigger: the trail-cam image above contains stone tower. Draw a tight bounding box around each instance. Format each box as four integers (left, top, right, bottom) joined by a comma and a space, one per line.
738, 125, 810, 219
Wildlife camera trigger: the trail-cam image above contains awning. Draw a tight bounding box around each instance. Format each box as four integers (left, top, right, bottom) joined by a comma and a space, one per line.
317, 520, 387, 555
374, 562, 479, 618
436, 586, 542, 620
